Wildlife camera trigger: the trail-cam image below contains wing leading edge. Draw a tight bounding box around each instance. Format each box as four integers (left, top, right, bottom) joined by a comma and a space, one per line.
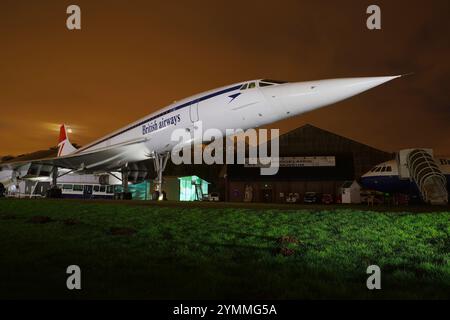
0, 125, 150, 173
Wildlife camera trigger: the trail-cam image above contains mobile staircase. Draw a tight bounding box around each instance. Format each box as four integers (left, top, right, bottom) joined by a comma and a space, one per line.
406, 149, 448, 205
194, 182, 204, 201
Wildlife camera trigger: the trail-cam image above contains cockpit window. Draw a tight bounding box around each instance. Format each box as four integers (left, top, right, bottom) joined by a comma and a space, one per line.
375, 167, 382, 172
241, 80, 287, 90
381, 167, 386, 172
386, 166, 392, 172
261, 79, 288, 84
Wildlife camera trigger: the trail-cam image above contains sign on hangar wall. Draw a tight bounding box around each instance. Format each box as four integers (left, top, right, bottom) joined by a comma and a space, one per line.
245, 156, 336, 168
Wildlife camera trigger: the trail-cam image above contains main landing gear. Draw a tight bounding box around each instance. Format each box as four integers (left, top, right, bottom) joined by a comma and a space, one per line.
46, 166, 62, 198
152, 151, 169, 201
119, 164, 133, 200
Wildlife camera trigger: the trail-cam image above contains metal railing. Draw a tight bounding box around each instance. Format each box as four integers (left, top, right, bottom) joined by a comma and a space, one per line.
407, 149, 448, 205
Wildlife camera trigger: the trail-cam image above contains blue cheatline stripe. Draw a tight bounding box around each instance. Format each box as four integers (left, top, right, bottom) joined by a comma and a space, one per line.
75, 84, 243, 153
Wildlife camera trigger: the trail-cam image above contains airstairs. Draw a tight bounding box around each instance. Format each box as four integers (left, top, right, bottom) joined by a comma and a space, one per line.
406, 149, 448, 205
194, 183, 204, 201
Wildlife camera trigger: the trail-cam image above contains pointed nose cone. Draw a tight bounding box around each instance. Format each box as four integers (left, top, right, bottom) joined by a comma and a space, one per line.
271, 75, 402, 116
326, 75, 401, 99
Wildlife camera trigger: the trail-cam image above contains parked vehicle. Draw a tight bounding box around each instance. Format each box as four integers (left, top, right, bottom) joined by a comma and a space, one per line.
286, 192, 300, 203
303, 192, 322, 204
205, 192, 220, 202
56, 183, 115, 199
321, 193, 334, 204
360, 190, 384, 205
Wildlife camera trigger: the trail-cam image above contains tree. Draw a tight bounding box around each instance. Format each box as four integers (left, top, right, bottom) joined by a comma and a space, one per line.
1, 155, 15, 162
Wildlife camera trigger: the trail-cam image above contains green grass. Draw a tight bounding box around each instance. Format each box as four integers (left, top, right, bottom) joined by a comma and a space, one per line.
0, 199, 449, 299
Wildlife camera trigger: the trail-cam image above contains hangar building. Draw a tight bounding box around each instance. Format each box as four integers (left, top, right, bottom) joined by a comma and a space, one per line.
213, 124, 393, 202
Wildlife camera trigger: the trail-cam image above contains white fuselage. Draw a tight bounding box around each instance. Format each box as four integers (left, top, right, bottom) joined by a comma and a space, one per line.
361, 158, 450, 194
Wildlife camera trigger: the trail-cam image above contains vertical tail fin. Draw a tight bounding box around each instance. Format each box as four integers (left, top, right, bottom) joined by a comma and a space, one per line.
57, 124, 77, 157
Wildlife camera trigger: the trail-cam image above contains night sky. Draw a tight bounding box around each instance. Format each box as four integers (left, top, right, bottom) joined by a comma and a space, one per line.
1, 0, 449, 156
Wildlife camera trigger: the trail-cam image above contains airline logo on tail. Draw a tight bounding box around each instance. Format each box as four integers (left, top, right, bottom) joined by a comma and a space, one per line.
57, 124, 77, 157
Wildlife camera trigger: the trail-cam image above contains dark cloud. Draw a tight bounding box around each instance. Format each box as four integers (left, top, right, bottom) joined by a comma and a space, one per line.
0, 0, 449, 155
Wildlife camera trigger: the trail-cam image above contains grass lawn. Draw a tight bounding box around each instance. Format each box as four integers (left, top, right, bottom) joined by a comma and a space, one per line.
0, 198, 449, 299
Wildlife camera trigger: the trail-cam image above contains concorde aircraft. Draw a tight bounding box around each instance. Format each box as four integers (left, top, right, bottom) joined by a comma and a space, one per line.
0, 76, 402, 197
